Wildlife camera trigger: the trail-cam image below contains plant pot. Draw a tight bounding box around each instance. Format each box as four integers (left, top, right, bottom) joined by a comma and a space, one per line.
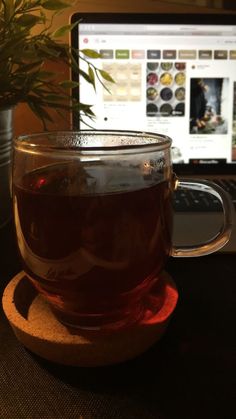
0, 107, 13, 228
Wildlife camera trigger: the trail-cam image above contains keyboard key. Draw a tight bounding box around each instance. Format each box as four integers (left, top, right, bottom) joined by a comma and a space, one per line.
173, 178, 236, 212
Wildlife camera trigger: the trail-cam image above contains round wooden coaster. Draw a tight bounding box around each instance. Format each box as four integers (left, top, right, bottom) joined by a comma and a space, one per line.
2, 271, 178, 367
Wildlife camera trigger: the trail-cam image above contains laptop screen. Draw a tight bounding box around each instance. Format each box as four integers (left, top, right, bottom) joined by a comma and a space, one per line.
71, 13, 236, 174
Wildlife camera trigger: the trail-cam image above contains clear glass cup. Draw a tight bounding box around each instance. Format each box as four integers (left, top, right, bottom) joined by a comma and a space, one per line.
12, 130, 234, 330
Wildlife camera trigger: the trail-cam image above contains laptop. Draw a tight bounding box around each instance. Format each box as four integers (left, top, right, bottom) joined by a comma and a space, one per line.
70, 12, 236, 252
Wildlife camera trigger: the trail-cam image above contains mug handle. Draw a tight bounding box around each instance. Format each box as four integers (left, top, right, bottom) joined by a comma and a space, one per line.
171, 178, 234, 257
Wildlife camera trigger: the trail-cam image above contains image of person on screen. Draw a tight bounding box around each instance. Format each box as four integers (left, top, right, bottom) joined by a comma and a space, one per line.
190, 78, 208, 132
190, 78, 228, 134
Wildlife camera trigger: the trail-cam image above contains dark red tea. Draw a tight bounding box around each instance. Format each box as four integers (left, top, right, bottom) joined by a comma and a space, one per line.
13, 163, 173, 329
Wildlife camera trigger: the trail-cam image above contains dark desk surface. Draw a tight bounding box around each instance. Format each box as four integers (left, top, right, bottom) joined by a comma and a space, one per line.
0, 221, 235, 419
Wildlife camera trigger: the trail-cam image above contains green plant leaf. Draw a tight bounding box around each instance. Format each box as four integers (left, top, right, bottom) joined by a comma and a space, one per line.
14, 0, 23, 9
3, 0, 14, 22
52, 20, 79, 38
15, 60, 43, 73
88, 66, 95, 89
60, 80, 80, 89
36, 71, 55, 80
76, 67, 94, 85
42, 0, 70, 10
98, 69, 115, 83
0, 0, 114, 127
28, 99, 54, 122
37, 43, 61, 58
81, 49, 101, 59
73, 103, 95, 116
16, 14, 43, 27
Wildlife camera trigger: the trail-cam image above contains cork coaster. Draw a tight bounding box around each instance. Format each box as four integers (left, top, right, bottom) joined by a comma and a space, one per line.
2, 271, 178, 367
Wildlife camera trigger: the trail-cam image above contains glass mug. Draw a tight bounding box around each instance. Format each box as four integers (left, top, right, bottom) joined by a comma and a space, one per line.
12, 130, 233, 331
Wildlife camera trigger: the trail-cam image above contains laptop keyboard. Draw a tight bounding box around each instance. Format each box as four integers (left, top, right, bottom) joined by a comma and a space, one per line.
173, 179, 236, 212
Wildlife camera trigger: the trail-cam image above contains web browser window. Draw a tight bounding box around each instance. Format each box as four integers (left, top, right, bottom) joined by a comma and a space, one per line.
75, 20, 236, 165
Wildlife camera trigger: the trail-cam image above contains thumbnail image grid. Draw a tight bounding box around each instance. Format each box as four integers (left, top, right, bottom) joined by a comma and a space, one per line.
102, 62, 142, 102
146, 62, 186, 117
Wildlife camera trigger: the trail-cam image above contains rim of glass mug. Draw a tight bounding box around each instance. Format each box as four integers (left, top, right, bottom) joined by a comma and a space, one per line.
14, 130, 172, 155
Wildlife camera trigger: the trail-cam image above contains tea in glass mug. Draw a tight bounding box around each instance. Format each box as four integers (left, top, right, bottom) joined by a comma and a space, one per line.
12, 131, 233, 330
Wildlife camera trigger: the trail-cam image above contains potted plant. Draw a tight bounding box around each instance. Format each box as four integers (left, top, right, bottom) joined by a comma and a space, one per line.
0, 0, 113, 125
0, 0, 113, 227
